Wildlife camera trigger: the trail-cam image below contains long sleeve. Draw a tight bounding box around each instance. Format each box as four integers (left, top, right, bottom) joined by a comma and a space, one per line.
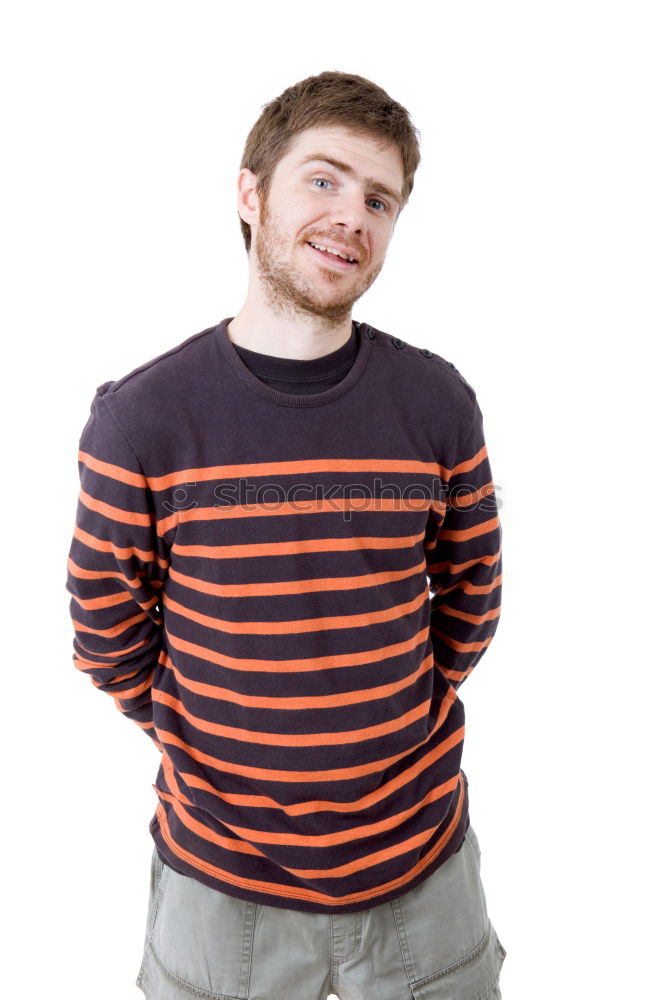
426, 395, 502, 691
65, 385, 169, 749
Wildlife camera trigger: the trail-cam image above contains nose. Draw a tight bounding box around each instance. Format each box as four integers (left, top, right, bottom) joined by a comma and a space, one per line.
327, 187, 367, 234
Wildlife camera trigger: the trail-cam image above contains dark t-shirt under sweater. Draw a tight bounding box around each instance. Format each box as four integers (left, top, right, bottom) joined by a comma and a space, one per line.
231, 320, 361, 395
66, 316, 502, 914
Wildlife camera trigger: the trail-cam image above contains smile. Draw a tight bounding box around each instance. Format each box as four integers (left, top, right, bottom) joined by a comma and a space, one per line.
305, 242, 359, 270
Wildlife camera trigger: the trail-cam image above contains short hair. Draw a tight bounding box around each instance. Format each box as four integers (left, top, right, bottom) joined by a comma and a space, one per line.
238, 70, 421, 253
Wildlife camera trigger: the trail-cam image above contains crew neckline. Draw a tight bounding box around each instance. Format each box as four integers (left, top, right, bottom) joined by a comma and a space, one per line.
215, 316, 373, 408
232, 320, 359, 385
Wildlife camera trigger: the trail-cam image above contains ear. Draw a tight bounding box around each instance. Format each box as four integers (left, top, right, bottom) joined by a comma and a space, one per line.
237, 167, 261, 228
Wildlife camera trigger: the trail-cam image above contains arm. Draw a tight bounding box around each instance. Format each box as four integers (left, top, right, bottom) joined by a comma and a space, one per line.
65, 385, 169, 749
426, 396, 502, 691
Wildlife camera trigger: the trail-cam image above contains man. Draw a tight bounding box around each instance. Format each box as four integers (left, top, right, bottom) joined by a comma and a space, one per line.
66, 71, 506, 1000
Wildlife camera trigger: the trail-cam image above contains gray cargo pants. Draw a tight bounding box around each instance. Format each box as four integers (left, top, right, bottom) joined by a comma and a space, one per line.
136, 822, 506, 1000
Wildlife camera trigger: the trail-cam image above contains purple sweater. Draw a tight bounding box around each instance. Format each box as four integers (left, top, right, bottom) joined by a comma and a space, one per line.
66, 316, 502, 914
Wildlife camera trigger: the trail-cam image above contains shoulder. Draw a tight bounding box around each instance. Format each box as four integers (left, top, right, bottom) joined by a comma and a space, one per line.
365, 321, 477, 409
94, 322, 219, 405
361, 321, 479, 461
87, 322, 221, 465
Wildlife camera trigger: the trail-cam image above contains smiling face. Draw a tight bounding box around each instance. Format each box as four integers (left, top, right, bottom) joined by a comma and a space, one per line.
246, 126, 405, 325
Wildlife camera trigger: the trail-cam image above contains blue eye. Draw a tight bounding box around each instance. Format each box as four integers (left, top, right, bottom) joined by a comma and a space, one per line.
312, 178, 387, 212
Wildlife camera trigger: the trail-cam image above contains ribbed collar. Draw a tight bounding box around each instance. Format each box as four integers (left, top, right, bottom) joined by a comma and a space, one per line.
215, 316, 373, 408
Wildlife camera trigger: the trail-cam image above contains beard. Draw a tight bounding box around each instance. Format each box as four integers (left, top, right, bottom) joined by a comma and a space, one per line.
253, 192, 385, 329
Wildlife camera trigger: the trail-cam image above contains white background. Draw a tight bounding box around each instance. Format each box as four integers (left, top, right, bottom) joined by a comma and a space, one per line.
1, 1, 664, 997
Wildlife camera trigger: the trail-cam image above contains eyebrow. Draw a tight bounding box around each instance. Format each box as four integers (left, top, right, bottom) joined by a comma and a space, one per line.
296, 154, 403, 209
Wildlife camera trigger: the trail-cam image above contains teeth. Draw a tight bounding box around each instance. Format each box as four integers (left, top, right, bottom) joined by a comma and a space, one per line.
309, 242, 356, 263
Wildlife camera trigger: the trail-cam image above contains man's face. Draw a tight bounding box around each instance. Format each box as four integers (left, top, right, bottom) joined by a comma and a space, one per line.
249, 126, 404, 325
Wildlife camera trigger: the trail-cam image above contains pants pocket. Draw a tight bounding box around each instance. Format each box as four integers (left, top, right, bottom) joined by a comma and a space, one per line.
465, 823, 482, 863
148, 860, 257, 998
145, 845, 167, 940
391, 831, 504, 1000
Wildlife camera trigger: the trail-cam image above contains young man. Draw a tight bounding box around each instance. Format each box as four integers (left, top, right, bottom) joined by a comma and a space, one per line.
66, 71, 506, 1000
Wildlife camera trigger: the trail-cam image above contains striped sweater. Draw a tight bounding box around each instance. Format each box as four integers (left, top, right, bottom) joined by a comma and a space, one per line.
65, 316, 502, 914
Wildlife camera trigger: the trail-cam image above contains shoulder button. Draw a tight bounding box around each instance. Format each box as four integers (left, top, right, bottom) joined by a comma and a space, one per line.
445, 359, 473, 389
366, 327, 376, 340
419, 348, 434, 358
391, 337, 405, 349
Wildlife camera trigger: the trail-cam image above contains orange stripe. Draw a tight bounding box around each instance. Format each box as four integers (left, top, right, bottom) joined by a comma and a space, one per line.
73, 653, 121, 670
140, 457, 446, 492
157, 497, 441, 536
172, 531, 425, 559
435, 603, 501, 626
166, 558, 425, 599
163, 622, 431, 674
79, 449, 147, 487
153, 688, 440, 749
71, 612, 150, 640
426, 550, 502, 576
68, 589, 134, 612
79, 449, 485, 502
449, 444, 487, 477
73, 523, 169, 568
112, 672, 153, 702
78, 487, 153, 528
447, 481, 497, 509
161, 585, 429, 635
160, 648, 434, 711
90, 666, 147, 686
430, 623, 496, 654
66, 555, 144, 589
75, 637, 150, 660
436, 660, 473, 685
439, 514, 501, 543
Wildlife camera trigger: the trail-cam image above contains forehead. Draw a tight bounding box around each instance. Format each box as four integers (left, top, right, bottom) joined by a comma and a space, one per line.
277, 125, 404, 193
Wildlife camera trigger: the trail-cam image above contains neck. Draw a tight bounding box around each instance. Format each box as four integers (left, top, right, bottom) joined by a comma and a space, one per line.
227, 302, 354, 361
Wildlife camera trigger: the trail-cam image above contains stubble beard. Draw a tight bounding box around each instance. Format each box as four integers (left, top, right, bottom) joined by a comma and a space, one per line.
253, 193, 384, 329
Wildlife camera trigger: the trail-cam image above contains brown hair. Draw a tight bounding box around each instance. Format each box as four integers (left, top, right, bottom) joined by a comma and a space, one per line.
238, 70, 421, 253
